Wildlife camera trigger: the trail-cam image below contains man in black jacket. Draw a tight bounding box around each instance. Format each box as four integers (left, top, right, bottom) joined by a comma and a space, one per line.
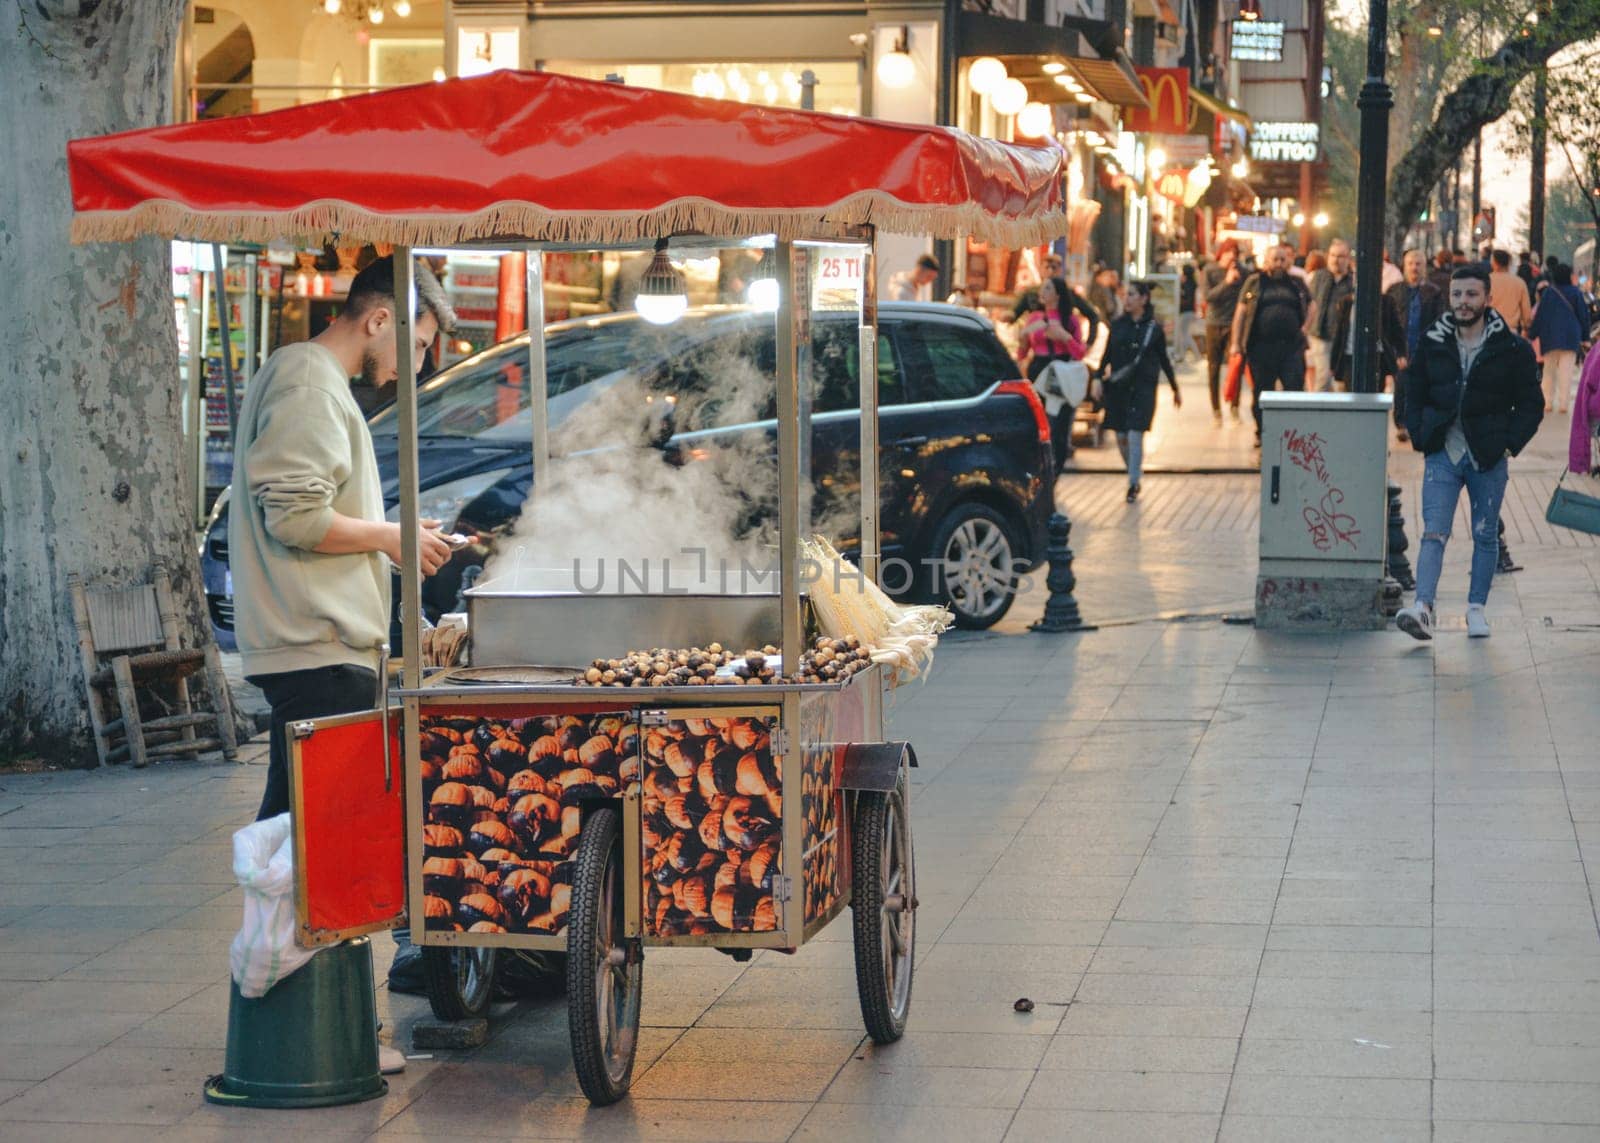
1231, 243, 1312, 446
1394, 264, 1543, 640
1381, 249, 1446, 439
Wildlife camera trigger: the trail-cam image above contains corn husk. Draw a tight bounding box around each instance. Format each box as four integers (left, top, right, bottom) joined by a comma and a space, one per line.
801, 536, 950, 685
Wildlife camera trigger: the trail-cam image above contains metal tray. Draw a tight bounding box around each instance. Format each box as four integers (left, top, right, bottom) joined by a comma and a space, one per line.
437, 664, 582, 686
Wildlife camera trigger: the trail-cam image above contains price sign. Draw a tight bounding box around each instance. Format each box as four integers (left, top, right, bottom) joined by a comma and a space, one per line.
812, 248, 865, 310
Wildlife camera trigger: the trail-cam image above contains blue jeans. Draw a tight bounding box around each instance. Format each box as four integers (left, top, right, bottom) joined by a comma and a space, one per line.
1117, 431, 1144, 485
1414, 451, 1508, 607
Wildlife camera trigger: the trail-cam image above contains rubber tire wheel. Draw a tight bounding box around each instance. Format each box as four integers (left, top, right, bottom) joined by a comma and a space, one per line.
421, 945, 498, 1022
566, 807, 641, 1106
850, 783, 915, 1044
927, 503, 1018, 630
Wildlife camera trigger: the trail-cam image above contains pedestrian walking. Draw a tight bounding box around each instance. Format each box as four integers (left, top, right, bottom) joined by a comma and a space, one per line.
1231, 242, 1312, 446
1395, 264, 1543, 640
1529, 262, 1588, 413
1571, 348, 1600, 476
1201, 239, 1245, 424
1018, 276, 1090, 468
888, 253, 940, 301
230, 254, 457, 1047
1100, 281, 1180, 503
1382, 249, 1446, 440
1488, 249, 1532, 337
1176, 263, 1201, 363
1308, 239, 1354, 393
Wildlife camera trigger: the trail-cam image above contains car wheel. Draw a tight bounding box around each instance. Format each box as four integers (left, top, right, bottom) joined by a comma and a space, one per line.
927, 503, 1018, 629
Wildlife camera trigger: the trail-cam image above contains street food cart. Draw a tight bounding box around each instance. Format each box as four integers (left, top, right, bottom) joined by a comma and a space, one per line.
69, 70, 1068, 1105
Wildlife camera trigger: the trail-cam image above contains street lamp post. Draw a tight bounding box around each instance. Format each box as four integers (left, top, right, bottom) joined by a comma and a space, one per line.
1352, 0, 1392, 395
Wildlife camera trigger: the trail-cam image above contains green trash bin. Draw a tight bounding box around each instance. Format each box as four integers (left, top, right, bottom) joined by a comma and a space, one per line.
205, 936, 388, 1109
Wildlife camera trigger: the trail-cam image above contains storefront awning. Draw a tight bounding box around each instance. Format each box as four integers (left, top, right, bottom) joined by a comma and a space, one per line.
1189, 88, 1252, 129
958, 11, 1149, 110
68, 70, 1069, 248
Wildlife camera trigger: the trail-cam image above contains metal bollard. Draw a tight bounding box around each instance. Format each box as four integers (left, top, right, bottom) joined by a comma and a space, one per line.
1030, 511, 1096, 633
1495, 517, 1522, 574
1385, 481, 1415, 591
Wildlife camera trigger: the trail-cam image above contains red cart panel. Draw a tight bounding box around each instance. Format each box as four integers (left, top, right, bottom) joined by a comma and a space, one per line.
290, 710, 405, 946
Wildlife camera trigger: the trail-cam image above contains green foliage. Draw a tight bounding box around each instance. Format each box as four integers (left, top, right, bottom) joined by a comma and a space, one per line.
1513, 177, 1598, 265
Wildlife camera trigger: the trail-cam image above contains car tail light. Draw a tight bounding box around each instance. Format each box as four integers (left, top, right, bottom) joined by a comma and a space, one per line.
996, 379, 1051, 445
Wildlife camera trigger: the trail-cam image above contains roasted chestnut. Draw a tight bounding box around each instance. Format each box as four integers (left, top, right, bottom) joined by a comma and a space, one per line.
457, 892, 508, 929
423, 824, 464, 858
467, 820, 519, 858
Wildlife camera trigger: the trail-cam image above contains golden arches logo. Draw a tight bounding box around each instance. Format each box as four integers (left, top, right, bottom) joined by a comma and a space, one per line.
1127, 68, 1188, 135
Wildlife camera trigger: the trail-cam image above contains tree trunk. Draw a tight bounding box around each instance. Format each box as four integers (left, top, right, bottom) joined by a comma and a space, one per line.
0, 0, 213, 765
1385, 14, 1600, 256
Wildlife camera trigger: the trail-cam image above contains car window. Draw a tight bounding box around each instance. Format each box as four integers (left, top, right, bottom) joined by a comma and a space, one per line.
895, 320, 1018, 404
811, 323, 904, 413
369, 322, 681, 439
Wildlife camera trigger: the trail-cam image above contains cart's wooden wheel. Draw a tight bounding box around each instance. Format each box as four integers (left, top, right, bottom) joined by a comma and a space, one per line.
850, 777, 916, 1043
566, 806, 642, 1105
421, 944, 498, 1022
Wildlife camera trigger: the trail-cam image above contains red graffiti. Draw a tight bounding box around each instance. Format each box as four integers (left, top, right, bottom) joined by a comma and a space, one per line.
1282, 428, 1330, 485
1303, 487, 1361, 552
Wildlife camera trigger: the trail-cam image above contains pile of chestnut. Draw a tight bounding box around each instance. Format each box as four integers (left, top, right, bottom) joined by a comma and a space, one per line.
575, 635, 873, 688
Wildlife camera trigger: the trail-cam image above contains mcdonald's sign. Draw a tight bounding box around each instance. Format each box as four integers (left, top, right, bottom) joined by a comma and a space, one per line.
1123, 68, 1188, 135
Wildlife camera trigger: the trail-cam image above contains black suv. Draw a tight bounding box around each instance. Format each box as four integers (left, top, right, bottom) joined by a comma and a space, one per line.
201, 302, 1053, 642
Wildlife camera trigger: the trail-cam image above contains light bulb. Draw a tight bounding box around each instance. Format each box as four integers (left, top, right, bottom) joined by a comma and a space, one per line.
968, 57, 1006, 96
1017, 102, 1053, 138
636, 294, 688, 325
1042, 61, 1066, 75
747, 278, 780, 312
1148, 147, 1168, 171
1292, 212, 1306, 227
705, 72, 726, 99
323, 0, 341, 13
991, 77, 1028, 116
1313, 212, 1330, 228
432, 66, 446, 82
393, 0, 410, 15
368, 5, 383, 23
1074, 91, 1095, 104
1231, 159, 1249, 178
876, 50, 916, 89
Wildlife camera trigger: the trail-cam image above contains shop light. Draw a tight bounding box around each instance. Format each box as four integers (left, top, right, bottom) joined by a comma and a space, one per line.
877, 27, 917, 90
323, 0, 341, 12
636, 238, 689, 325
393, 0, 411, 16
1240, 0, 1261, 21
1231, 158, 1249, 178
1074, 91, 1095, 104
992, 77, 1029, 116
1427, 20, 1443, 36
968, 56, 1007, 96
1292, 212, 1306, 227
1017, 102, 1054, 138
432, 66, 446, 82
1042, 61, 1066, 75
1148, 147, 1168, 172
367, 5, 383, 22
1313, 211, 1330, 228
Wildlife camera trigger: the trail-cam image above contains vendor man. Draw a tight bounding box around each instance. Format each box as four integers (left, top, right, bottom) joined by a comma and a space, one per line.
232, 254, 455, 823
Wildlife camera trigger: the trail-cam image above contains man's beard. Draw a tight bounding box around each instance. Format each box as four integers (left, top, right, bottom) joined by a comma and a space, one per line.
359, 348, 384, 387
1454, 304, 1486, 327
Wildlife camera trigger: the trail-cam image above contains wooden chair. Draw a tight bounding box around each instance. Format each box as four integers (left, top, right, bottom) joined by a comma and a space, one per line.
68, 561, 239, 768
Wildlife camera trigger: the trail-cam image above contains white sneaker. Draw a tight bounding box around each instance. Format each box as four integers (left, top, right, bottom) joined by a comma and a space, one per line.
1396, 601, 1434, 641
378, 1044, 407, 1075
1466, 605, 1490, 638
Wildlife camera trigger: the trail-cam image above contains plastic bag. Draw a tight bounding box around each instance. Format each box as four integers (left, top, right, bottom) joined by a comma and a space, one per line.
1223, 353, 1248, 405
228, 812, 319, 998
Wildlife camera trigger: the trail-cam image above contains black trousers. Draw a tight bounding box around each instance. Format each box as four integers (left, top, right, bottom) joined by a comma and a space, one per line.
250, 663, 378, 821
1204, 325, 1235, 412
1247, 340, 1307, 431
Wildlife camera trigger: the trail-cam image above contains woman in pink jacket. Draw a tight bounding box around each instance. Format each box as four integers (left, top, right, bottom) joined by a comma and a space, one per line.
1572, 348, 1600, 475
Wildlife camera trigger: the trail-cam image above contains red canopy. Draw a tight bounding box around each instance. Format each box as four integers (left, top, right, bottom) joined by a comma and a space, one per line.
70, 70, 1066, 248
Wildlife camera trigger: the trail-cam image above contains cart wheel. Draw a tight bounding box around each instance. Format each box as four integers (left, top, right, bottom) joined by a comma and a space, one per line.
421, 945, 498, 1022
850, 779, 916, 1043
566, 806, 642, 1106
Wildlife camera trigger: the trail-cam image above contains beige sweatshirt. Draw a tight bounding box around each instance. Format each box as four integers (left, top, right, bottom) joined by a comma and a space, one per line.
230, 342, 390, 677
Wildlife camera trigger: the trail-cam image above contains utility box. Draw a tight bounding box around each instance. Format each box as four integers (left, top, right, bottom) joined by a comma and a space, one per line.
1256, 391, 1393, 630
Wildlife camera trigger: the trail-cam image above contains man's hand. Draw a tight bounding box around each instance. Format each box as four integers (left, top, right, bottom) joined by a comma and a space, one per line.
381, 519, 453, 577
1396, 357, 1408, 372
1172, 388, 1183, 408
